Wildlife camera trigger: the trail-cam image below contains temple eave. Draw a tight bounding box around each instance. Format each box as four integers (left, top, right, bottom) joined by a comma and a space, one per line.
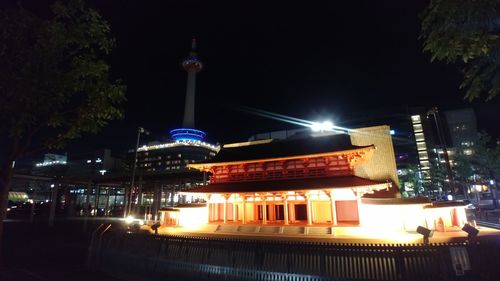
187, 145, 376, 171
182, 175, 389, 194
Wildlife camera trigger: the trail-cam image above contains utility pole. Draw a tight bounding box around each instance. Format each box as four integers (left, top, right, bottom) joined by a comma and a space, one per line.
48, 182, 58, 227
127, 127, 148, 217
427, 107, 456, 197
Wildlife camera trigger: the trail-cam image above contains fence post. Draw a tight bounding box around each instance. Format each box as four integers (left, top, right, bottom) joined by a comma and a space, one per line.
96, 224, 112, 269
152, 237, 164, 275
86, 223, 105, 270
394, 245, 405, 281
319, 243, 326, 276
254, 242, 263, 270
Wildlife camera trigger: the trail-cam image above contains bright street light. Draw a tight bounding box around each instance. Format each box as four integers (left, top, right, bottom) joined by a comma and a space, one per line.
310, 121, 334, 132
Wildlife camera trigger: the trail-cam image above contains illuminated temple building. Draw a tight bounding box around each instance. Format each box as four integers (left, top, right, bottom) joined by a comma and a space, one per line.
159, 126, 469, 234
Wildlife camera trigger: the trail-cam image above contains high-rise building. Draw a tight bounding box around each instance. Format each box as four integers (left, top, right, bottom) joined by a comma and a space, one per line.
409, 113, 432, 178
443, 108, 478, 149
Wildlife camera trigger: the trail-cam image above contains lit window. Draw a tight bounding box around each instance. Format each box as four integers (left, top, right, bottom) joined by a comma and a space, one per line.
416, 142, 427, 151
415, 133, 425, 141
411, 115, 421, 122
412, 124, 423, 132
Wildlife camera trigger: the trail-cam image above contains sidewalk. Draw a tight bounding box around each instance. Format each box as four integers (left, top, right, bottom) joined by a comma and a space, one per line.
0, 268, 124, 281
1, 220, 126, 281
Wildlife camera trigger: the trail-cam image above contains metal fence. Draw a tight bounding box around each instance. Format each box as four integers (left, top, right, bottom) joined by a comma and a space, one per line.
88, 228, 500, 281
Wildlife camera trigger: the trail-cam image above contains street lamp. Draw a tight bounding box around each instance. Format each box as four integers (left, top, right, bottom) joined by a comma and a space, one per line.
126, 127, 149, 217
310, 121, 334, 132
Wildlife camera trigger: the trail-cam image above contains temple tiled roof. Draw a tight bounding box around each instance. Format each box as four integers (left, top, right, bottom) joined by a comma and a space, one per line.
186, 175, 388, 193
204, 133, 373, 164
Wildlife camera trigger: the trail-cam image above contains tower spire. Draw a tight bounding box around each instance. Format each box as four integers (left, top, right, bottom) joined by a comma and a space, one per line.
191, 37, 197, 51
181, 38, 203, 129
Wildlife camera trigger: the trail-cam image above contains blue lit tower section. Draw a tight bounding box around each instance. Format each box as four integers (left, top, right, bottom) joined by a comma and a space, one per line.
170, 38, 205, 142
170, 128, 206, 142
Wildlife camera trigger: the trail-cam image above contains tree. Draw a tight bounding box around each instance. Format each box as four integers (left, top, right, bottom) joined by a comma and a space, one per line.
420, 0, 500, 101
0, 0, 125, 264
429, 160, 447, 195
398, 164, 425, 197
453, 132, 500, 205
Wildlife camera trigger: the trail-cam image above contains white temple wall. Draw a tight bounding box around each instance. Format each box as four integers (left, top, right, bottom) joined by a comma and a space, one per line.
424, 207, 467, 230
177, 206, 209, 228
312, 201, 331, 223
245, 203, 255, 221
358, 203, 427, 231
336, 200, 359, 222
349, 125, 399, 187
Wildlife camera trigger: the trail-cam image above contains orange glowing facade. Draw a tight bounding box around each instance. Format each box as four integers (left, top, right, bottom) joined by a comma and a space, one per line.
167, 134, 392, 226
159, 129, 470, 234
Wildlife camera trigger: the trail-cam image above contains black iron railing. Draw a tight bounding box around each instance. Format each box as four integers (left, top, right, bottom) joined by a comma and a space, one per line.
88, 231, 500, 281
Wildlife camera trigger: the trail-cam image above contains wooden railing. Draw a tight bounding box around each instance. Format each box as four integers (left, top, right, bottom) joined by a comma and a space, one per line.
88, 232, 499, 281
209, 157, 353, 184
211, 169, 353, 184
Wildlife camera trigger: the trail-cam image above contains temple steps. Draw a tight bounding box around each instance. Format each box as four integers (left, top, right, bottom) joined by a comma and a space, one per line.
282, 226, 305, 235
237, 225, 257, 232
216, 225, 239, 232
214, 224, 333, 236
307, 227, 333, 235
259, 226, 280, 234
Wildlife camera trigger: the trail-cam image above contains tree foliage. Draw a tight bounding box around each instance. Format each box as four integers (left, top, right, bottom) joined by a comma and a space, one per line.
398, 164, 424, 197
0, 0, 125, 263
455, 132, 500, 181
430, 160, 447, 194
420, 0, 500, 101
0, 0, 126, 157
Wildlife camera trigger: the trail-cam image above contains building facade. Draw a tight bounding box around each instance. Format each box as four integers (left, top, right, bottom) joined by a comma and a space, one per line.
159, 127, 469, 235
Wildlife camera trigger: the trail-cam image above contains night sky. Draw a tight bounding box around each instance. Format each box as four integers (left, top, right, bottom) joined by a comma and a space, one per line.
16, 1, 500, 155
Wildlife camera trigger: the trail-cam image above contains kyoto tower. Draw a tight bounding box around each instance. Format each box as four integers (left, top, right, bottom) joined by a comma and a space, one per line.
170, 38, 206, 142
182, 38, 202, 129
